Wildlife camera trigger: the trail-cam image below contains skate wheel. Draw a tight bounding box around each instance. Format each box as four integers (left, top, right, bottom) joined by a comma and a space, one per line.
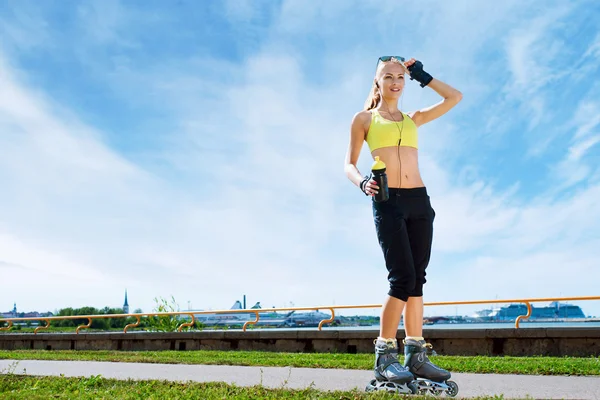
415, 380, 430, 395
445, 380, 459, 397
407, 382, 418, 395
365, 379, 377, 392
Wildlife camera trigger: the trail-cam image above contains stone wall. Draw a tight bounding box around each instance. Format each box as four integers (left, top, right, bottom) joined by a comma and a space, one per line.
1, 328, 599, 357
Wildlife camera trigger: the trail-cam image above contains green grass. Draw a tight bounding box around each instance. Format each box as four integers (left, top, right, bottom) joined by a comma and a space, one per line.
0, 374, 509, 399
1, 350, 599, 376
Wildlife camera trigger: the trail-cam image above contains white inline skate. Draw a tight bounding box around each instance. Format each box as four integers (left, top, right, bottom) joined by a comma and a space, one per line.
365, 338, 417, 395
403, 338, 459, 397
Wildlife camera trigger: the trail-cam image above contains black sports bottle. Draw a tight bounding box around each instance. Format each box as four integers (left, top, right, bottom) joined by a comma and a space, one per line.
371, 156, 389, 202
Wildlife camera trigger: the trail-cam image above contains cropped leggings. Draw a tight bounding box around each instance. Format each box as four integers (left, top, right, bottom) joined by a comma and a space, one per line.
372, 187, 435, 302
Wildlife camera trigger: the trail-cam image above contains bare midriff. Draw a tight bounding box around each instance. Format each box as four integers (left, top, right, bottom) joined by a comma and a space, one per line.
371, 146, 424, 189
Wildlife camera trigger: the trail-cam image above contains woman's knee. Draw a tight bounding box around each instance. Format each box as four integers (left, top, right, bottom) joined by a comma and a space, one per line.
387, 272, 416, 302
388, 288, 410, 302
407, 278, 426, 297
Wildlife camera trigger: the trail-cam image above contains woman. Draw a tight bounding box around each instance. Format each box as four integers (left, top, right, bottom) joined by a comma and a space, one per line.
344, 56, 462, 395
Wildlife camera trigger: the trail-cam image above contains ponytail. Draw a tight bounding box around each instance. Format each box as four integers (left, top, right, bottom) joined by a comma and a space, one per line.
364, 82, 381, 111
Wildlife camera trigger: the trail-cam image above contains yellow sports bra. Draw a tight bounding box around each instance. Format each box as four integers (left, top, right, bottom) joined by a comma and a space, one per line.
365, 109, 418, 151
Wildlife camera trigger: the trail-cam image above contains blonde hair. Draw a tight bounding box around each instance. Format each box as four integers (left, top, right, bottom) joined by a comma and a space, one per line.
363, 57, 404, 111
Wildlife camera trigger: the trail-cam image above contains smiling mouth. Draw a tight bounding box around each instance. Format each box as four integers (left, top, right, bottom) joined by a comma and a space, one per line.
391, 88, 400, 92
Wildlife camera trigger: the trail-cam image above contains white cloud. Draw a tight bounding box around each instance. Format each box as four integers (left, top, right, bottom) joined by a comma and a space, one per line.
425, 180, 600, 318
572, 102, 600, 141
547, 86, 600, 192
568, 134, 600, 161
504, 6, 573, 133
0, 47, 364, 313
582, 31, 600, 60
0, 233, 107, 282
223, 0, 261, 21
0, 2, 51, 53
76, 0, 126, 44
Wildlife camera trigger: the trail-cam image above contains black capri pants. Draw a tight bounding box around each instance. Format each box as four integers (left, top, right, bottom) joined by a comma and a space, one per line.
372, 187, 435, 302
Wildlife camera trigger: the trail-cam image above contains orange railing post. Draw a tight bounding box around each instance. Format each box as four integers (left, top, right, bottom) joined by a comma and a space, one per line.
0, 321, 13, 332
242, 311, 260, 332
318, 308, 336, 331
34, 319, 51, 334
124, 315, 141, 333
177, 314, 196, 332
76, 318, 93, 334
515, 302, 532, 328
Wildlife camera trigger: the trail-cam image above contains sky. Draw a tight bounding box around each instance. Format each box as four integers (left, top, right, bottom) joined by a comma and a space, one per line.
1, 0, 599, 319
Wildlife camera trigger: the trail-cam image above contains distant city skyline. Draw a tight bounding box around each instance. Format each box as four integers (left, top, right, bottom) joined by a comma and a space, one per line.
2, 293, 596, 320
1, 1, 599, 318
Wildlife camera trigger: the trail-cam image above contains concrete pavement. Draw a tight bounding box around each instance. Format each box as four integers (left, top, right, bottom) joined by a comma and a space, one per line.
1, 359, 599, 399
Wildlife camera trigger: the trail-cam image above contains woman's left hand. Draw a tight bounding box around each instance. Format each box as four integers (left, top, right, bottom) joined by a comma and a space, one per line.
403, 58, 417, 74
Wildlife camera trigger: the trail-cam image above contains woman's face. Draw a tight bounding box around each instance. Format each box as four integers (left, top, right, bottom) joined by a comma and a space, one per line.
375, 62, 407, 99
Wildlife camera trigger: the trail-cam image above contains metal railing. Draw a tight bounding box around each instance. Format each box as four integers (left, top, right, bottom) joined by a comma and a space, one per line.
1, 295, 598, 334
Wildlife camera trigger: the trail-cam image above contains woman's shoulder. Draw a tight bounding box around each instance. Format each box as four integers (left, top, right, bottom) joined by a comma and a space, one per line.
404, 111, 420, 127
352, 110, 373, 124
350, 110, 373, 136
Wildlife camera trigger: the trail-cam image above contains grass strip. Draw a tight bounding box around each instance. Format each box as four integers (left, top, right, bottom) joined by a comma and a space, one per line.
1, 350, 599, 376
0, 374, 509, 399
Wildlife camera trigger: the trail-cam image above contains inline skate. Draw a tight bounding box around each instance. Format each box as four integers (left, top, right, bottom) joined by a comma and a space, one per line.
365, 338, 417, 394
403, 338, 459, 397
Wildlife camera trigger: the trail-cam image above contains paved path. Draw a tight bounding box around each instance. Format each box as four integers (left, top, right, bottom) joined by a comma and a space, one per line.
1, 359, 599, 399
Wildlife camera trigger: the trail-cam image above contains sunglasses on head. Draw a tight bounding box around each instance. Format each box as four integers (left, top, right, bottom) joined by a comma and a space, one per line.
375, 56, 406, 75
376, 56, 406, 70
378, 56, 405, 63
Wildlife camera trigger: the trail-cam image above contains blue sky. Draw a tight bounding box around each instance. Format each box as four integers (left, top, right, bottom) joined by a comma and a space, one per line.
1, 0, 599, 319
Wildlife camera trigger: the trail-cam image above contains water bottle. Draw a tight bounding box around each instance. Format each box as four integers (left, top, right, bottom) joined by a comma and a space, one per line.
371, 156, 389, 202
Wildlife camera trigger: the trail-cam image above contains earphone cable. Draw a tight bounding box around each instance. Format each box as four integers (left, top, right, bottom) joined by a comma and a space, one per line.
381, 95, 404, 189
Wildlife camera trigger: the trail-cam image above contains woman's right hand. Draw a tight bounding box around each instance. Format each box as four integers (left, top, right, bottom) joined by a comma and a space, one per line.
362, 178, 379, 196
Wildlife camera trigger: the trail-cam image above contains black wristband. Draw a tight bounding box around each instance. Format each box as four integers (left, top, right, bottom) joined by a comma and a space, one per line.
407, 60, 433, 88
359, 175, 371, 196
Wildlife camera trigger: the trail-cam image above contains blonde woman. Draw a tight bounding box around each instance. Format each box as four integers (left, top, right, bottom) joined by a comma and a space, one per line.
345, 56, 462, 396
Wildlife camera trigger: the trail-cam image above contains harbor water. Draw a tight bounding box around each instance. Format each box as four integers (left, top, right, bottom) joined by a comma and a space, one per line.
219, 321, 600, 332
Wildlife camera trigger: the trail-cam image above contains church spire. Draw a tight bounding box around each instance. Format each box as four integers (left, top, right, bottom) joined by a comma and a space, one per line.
123, 290, 129, 314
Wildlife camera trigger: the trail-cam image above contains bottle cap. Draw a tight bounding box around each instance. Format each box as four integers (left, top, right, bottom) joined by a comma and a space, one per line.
371, 156, 386, 171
